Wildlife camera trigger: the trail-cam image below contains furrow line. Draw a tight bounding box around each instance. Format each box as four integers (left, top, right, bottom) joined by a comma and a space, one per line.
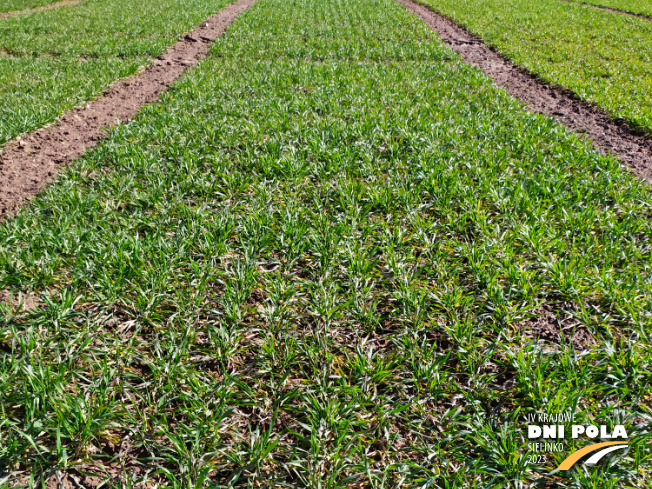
0, 0, 257, 216
561, 0, 652, 22
396, 0, 652, 183
0, 0, 79, 20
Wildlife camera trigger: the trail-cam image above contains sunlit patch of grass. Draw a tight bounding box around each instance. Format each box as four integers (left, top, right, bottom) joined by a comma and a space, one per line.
0, 0, 233, 147
0, 0, 59, 14
420, 0, 652, 135
0, 0, 651, 486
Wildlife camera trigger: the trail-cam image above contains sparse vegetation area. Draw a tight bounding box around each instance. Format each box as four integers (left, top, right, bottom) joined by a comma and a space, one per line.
420, 0, 652, 134
1, 0, 651, 486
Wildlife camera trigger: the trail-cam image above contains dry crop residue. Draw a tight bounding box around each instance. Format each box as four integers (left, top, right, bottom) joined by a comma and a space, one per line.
0, 0, 257, 216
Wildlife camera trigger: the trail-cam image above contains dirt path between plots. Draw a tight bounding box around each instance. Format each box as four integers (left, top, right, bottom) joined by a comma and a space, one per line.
397, 0, 652, 183
564, 0, 652, 22
0, 0, 79, 20
0, 0, 256, 215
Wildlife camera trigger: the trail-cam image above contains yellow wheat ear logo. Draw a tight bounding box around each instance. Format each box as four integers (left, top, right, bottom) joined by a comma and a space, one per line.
556, 441, 629, 470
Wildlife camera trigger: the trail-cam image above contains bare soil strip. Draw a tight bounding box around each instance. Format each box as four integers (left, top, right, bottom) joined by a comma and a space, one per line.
0, 0, 256, 215
564, 0, 652, 22
397, 0, 652, 183
0, 0, 79, 20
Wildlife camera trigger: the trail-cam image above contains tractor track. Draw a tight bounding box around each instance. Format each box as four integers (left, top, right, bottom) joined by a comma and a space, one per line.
0, 0, 257, 215
562, 0, 652, 23
0, 0, 80, 20
397, 0, 652, 184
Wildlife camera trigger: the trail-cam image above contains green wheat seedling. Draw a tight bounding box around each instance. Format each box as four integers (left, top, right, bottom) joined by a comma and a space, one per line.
0, 0, 651, 486
420, 0, 652, 134
0, 0, 235, 147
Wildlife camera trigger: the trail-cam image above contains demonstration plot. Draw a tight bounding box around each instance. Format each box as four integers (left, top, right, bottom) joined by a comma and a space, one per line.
420, 0, 652, 135
1, 0, 650, 485
397, 0, 652, 181
0, 0, 233, 147
0, 0, 59, 13
576, 0, 652, 17
0, 0, 256, 216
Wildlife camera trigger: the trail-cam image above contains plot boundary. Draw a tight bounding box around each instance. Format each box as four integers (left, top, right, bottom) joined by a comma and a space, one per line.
562, 0, 652, 22
0, 0, 79, 19
397, 0, 652, 184
0, 0, 257, 216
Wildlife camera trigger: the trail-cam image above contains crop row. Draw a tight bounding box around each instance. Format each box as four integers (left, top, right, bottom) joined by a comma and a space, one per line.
2, 0, 651, 485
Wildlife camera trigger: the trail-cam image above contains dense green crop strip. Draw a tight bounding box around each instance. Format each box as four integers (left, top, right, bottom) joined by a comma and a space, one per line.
0, 0, 57, 14
0, 0, 233, 146
420, 0, 652, 135
577, 0, 652, 17
1, 0, 652, 486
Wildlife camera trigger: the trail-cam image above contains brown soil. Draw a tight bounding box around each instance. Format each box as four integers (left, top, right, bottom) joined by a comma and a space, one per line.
0, 289, 41, 311
0, 0, 79, 20
516, 304, 596, 351
39, 463, 165, 489
397, 0, 652, 184
0, 0, 257, 216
